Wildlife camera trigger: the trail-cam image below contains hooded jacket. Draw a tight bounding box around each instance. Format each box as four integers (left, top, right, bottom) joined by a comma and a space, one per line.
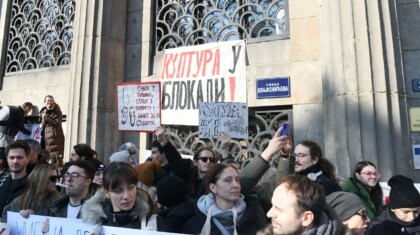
40, 103, 64, 157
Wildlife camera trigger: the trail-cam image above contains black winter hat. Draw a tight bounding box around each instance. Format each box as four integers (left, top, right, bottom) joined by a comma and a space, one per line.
156, 175, 186, 208
388, 175, 420, 209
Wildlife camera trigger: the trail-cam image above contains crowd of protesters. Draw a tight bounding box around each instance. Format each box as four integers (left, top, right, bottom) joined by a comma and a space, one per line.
0, 100, 419, 234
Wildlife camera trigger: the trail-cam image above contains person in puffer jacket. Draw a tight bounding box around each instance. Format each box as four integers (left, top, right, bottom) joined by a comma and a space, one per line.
81, 162, 169, 233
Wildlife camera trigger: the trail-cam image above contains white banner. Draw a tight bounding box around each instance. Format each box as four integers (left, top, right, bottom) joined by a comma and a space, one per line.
117, 82, 161, 132
7, 212, 187, 235
199, 102, 248, 139
16, 124, 42, 143
160, 40, 247, 125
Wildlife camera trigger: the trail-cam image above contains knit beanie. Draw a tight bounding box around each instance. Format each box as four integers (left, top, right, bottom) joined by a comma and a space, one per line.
109, 150, 131, 163
388, 175, 420, 209
326, 191, 365, 221
156, 175, 187, 208
133, 160, 160, 187
119, 142, 138, 154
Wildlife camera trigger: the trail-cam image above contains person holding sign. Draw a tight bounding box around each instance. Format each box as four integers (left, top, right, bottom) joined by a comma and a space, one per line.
80, 162, 168, 231
1, 164, 59, 222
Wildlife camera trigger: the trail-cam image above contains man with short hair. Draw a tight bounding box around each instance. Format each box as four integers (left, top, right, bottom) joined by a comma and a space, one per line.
49, 160, 98, 218
0, 140, 30, 220
0, 102, 33, 147
258, 175, 344, 235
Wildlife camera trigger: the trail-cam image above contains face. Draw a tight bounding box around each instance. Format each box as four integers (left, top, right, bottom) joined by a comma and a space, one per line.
392, 207, 420, 223
105, 182, 137, 212
70, 149, 81, 162
44, 97, 55, 110
194, 150, 214, 174
356, 165, 380, 187
23, 106, 32, 114
209, 167, 241, 205
7, 148, 29, 173
294, 144, 318, 173
64, 165, 91, 198
343, 208, 369, 235
48, 171, 59, 192
267, 184, 306, 235
93, 170, 103, 185
151, 147, 165, 163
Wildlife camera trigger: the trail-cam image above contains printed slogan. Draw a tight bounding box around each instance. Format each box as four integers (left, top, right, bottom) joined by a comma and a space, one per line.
160, 40, 246, 125
117, 82, 161, 132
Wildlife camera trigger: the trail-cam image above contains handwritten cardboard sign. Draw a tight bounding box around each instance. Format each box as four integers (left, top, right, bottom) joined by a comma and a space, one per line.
117, 82, 161, 132
160, 40, 247, 126
199, 102, 248, 139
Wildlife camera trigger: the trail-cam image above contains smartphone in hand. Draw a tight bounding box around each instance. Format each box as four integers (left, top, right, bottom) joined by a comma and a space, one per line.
279, 122, 289, 136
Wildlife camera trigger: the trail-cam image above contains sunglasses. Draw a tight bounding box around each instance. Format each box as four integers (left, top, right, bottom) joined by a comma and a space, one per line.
198, 157, 214, 163
49, 175, 58, 183
355, 211, 369, 221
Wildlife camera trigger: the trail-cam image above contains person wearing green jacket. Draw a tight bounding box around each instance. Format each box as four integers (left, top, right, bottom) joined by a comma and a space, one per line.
341, 161, 383, 220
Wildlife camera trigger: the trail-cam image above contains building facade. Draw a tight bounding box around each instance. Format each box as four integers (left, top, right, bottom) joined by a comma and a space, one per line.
0, 0, 419, 181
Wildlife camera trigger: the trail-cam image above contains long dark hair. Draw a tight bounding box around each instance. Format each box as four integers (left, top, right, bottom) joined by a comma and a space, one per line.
353, 161, 383, 215
297, 140, 338, 183
186, 147, 215, 197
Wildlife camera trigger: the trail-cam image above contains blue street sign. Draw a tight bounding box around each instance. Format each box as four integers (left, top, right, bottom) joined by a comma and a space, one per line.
413, 79, 420, 92
256, 77, 290, 99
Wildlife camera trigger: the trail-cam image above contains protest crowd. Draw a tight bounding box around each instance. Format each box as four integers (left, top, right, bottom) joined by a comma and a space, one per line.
1, 96, 420, 235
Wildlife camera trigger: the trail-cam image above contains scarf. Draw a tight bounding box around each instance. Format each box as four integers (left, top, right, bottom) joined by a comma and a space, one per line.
197, 194, 247, 235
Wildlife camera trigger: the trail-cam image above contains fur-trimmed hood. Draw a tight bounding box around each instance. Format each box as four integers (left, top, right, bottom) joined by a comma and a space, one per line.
81, 188, 150, 227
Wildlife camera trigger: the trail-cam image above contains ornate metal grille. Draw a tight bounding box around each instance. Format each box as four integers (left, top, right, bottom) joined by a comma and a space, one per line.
156, 0, 289, 51
5, 0, 75, 73
162, 108, 291, 163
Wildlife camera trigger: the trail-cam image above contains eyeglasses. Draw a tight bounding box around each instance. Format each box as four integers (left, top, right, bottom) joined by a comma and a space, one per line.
290, 153, 310, 158
360, 171, 381, 178
355, 211, 369, 221
198, 157, 214, 163
49, 175, 58, 183
63, 172, 87, 181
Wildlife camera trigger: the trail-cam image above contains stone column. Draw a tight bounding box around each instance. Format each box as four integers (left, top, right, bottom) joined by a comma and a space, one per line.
0, 0, 12, 88
320, 0, 410, 179
66, 0, 127, 161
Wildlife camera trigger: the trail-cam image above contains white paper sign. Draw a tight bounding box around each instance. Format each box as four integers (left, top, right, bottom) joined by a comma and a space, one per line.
160, 40, 247, 126
199, 102, 248, 139
413, 144, 420, 169
7, 212, 188, 235
16, 124, 42, 143
117, 82, 161, 132
0, 223, 10, 235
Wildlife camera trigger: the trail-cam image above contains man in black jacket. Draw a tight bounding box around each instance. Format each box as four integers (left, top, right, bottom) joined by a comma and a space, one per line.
0, 140, 30, 221
0, 102, 33, 147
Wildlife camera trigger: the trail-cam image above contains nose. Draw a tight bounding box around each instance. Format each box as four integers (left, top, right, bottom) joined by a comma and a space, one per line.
408, 212, 416, 222
267, 207, 274, 218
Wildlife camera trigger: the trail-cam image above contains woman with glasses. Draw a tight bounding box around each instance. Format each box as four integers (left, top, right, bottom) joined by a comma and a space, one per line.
341, 161, 383, 219
81, 162, 168, 231
1, 164, 59, 222
327, 191, 370, 235
186, 147, 216, 199
183, 163, 267, 235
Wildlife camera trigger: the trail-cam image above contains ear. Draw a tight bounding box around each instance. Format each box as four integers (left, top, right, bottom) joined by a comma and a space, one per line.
104, 190, 110, 199
312, 157, 319, 165
301, 211, 314, 228
209, 183, 217, 194
193, 160, 198, 166
355, 173, 361, 181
